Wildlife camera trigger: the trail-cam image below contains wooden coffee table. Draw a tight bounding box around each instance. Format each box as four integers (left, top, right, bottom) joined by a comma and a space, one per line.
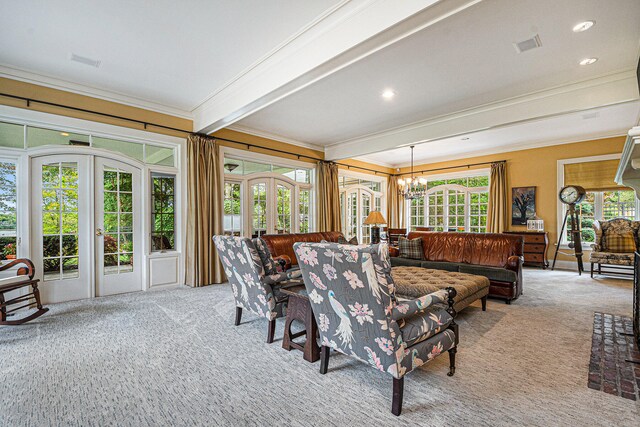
280, 284, 320, 363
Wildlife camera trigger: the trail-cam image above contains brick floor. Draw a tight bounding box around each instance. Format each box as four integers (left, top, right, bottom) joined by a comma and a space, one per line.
588, 312, 640, 400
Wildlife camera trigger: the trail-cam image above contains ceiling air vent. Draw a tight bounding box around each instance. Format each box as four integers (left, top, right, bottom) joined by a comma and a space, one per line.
513, 34, 542, 53
70, 53, 101, 68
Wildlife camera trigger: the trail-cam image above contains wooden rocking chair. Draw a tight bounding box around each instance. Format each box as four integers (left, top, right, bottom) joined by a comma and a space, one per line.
0, 258, 48, 325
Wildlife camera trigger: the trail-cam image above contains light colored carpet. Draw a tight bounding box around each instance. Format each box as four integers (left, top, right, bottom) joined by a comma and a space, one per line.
1, 269, 639, 426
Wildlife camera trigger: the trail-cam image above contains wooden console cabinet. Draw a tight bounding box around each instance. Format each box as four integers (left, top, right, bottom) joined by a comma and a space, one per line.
504, 231, 549, 269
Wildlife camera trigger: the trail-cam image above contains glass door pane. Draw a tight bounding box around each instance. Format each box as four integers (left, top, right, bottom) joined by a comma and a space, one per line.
361, 193, 371, 243
276, 183, 292, 234
102, 168, 134, 275
42, 162, 79, 281
251, 182, 267, 238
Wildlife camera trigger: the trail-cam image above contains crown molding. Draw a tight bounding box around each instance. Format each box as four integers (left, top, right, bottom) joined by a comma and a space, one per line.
325, 69, 640, 160
407, 131, 627, 167
224, 124, 323, 151
193, 0, 482, 133
0, 65, 194, 120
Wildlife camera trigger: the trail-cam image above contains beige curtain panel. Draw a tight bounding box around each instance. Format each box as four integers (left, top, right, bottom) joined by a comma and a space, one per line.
185, 133, 225, 286
317, 161, 342, 232
387, 177, 406, 228
487, 161, 508, 233
564, 159, 630, 192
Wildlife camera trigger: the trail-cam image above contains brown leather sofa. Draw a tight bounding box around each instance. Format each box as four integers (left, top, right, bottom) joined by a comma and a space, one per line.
390, 231, 524, 303
260, 232, 345, 269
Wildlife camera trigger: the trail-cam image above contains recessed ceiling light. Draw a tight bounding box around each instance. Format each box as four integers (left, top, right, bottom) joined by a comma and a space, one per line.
60, 132, 69, 136
573, 20, 595, 32
381, 89, 396, 100
579, 57, 598, 65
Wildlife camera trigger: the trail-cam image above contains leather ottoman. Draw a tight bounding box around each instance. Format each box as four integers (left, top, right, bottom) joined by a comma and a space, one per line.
391, 266, 490, 312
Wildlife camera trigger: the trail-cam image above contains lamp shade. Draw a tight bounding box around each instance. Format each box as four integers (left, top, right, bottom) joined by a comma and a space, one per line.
363, 211, 387, 225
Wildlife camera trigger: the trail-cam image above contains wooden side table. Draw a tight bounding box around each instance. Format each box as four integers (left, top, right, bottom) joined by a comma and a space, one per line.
504, 231, 549, 269
281, 285, 320, 363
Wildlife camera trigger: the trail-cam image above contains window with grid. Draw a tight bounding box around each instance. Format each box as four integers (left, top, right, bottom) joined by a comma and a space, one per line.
0, 161, 17, 260
151, 174, 175, 251
427, 191, 445, 231
299, 189, 311, 233
410, 174, 489, 232
42, 162, 79, 280
410, 198, 425, 230
564, 190, 637, 245
224, 182, 242, 236
469, 191, 488, 233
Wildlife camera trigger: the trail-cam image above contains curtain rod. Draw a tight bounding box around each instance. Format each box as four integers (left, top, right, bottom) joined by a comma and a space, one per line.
394, 160, 505, 177
0, 92, 191, 134
0, 92, 391, 175
1, 93, 502, 177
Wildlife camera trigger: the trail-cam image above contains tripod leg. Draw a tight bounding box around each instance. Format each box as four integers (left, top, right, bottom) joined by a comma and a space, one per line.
552, 210, 569, 270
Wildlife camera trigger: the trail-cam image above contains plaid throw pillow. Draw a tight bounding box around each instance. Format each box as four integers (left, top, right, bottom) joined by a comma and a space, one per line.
604, 230, 636, 253
398, 236, 425, 260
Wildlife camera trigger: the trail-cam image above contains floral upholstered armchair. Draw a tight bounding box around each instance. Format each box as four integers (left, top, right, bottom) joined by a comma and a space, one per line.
213, 236, 302, 343
293, 242, 458, 416
589, 218, 640, 278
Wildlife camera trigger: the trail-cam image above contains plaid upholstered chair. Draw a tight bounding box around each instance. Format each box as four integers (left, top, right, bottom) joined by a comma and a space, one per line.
590, 218, 639, 278
213, 236, 301, 343
293, 242, 458, 416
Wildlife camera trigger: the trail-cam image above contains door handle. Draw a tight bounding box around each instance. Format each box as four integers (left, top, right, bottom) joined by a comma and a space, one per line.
96, 228, 103, 236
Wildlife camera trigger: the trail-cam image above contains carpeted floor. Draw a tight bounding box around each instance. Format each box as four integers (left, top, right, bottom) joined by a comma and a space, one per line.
1, 269, 639, 426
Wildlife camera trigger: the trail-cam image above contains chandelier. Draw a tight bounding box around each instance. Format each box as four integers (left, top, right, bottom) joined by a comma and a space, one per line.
397, 145, 426, 200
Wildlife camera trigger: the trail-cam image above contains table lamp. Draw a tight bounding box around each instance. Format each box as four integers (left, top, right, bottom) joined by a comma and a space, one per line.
364, 211, 387, 244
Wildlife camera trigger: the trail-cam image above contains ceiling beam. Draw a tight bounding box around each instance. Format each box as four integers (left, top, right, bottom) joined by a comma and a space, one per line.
193, 0, 484, 134
324, 70, 640, 160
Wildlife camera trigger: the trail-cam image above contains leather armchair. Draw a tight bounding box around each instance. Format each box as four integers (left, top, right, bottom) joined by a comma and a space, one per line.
260, 232, 345, 268
294, 242, 458, 416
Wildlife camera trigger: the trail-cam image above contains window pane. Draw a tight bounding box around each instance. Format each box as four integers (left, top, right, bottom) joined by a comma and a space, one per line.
151, 175, 176, 250
252, 183, 267, 238
41, 162, 79, 280
93, 137, 144, 162
27, 127, 89, 148
145, 145, 175, 166
0, 122, 24, 148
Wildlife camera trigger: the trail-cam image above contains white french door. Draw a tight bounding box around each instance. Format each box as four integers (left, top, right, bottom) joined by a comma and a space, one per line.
32, 155, 142, 303
341, 187, 374, 243
32, 155, 90, 303
94, 157, 142, 297
249, 177, 294, 238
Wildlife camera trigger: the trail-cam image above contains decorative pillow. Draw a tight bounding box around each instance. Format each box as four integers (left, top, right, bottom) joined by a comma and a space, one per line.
253, 238, 280, 275
337, 235, 359, 245
604, 230, 636, 253
398, 236, 425, 260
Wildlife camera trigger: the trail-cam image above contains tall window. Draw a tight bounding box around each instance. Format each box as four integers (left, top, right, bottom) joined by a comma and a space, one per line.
410, 174, 489, 232
223, 182, 242, 236
222, 155, 313, 237
565, 189, 638, 244
0, 161, 17, 260
151, 174, 175, 251
339, 175, 386, 243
